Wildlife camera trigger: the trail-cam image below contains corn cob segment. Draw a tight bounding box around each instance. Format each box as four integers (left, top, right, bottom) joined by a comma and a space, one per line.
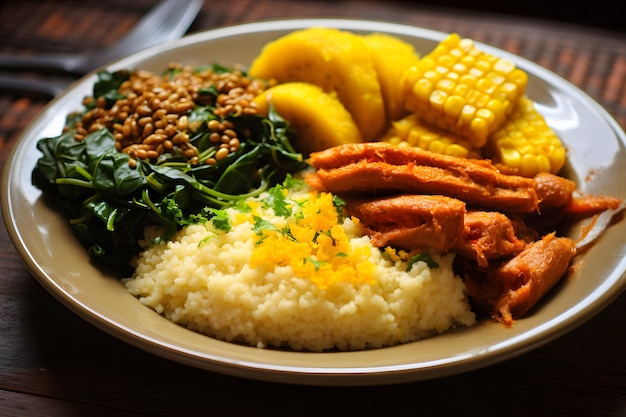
487, 96, 566, 177
382, 113, 482, 159
401, 33, 528, 148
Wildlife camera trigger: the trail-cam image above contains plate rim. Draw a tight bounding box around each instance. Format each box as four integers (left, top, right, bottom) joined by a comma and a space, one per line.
3, 18, 626, 386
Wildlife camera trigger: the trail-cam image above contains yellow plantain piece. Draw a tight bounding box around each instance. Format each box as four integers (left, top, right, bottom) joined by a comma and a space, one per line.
362, 32, 421, 123
249, 27, 387, 141
253, 82, 363, 156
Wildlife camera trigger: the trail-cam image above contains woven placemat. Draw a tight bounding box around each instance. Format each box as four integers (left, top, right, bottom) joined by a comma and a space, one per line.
1, 0, 625, 154
0, 0, 154, 52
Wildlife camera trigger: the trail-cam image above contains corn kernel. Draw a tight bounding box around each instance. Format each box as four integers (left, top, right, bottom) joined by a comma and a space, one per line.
469, 68, 484, 78
536, 155, 551, 174
429, 139, 447, 154
460, 55, 476, 67
447, 143, 472, 158
474, 93, 491, 109
453, 83, 470, 97
509, 69, 528, 87
437, 78, 456, 94
424, 70, 441, 82
460, 74, 477, 88
420, 56, 437, 70
452, 62, 467, 74
401, 66, 421, 87
476, 77, 496, 94
460, 104, 476, 124
496, 82, 519, 101
436, 66, 449, 76
414, 78, 434, 101
476, 108, 495, 126
444, 95, 465, 118
419, 131, 439, 146
486, 99, 506, 121
475, 59, 493, 74
437, 54, 456, 68
429, 90, 448, 112
459, 37, 473, 51
494, 58, 515, 74
469, 117, 489, 146
406, 128, 422, 145
520, 154, 540, 177
550, 147, 566, 172
499, 145, 522, 169
446, 71, 459, 81
487, 72, 505, 86
449, 48, 463, 58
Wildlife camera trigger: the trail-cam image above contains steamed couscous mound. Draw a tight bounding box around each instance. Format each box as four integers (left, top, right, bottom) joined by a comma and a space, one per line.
123, 179, 476, 352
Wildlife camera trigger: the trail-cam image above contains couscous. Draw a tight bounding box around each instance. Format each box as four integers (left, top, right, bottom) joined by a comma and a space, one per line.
123, 179, 476, 351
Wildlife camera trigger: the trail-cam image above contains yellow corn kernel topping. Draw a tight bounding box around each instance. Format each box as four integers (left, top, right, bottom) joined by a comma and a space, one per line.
247, 190, 376, 290
382, 113, 482, 159
487, 97, 566, 177
402, 33, 528, 148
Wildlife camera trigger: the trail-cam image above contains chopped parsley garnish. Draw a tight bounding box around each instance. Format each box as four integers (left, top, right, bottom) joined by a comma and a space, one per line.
407, 253, 439, 270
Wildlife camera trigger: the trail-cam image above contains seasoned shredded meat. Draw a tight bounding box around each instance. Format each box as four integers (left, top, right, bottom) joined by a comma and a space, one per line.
307, 143, 539, 213
306, 143, 623, 325
462, 233, 576, 326
345, 194, 466, 253
452, 211, 527, 267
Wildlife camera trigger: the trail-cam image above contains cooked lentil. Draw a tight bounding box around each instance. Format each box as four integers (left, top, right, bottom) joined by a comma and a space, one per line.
70, 63, 270, 165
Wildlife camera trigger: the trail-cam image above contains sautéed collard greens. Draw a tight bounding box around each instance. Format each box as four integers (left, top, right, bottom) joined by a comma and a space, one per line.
32, 66, 307, 267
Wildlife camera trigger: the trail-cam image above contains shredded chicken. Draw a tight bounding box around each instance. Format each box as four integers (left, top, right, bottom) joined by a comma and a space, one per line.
344, 194, 466, 253
306, 143, 623, 325
452, 211, 527, 267
345, 195, 526, 267
462, 233, 576, 326
307, 142, 539, 213
524, 172, 623, 233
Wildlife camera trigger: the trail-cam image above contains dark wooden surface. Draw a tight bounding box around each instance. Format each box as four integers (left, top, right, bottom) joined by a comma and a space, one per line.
1, 1, 626, 416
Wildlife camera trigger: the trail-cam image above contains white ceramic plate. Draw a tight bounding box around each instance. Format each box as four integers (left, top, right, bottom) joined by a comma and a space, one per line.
3, 19, 626, 386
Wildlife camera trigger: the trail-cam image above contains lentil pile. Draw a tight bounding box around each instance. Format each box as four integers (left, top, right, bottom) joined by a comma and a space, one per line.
70, 63, 271, 167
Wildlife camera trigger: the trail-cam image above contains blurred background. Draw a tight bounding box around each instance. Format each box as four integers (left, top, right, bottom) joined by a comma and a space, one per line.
392, 0, 624, 33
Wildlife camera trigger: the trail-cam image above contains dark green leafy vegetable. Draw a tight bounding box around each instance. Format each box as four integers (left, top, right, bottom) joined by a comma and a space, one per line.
32, 67, 308, 269
92, 70, 130, 106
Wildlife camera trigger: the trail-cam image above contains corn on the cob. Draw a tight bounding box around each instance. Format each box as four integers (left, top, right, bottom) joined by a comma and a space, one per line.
382, 113, 482, 159
401, 33, 528, 148
487, 96, 566, 177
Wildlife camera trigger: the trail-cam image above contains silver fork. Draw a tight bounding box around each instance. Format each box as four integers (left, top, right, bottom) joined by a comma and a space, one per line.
0, 0, 203, 95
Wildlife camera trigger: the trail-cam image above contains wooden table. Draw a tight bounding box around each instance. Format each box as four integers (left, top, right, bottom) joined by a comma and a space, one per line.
1, 1, 625, 416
